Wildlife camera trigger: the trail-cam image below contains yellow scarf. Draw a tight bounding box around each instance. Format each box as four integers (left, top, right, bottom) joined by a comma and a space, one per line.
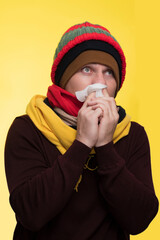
26, 95, 131, 152
26, 95, 131, 191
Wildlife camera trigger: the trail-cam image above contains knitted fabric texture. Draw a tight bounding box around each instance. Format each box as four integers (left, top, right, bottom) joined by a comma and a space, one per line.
51, 22, 126, 90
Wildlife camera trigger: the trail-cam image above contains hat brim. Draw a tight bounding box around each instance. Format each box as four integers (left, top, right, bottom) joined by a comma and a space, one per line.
60, 50, 120, 91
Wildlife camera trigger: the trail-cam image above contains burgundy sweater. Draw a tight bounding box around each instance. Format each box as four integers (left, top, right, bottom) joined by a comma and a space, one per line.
5, 115, 158, 240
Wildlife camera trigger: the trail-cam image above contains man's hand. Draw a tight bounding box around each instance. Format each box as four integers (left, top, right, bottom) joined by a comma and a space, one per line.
76, 93, 103, 148
87, 89, 119, 147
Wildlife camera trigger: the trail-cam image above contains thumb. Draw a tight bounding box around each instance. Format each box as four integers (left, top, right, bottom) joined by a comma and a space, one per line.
102, 88, 109, 97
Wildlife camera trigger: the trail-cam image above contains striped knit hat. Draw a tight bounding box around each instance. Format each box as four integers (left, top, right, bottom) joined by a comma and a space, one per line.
51, 22, 126, 91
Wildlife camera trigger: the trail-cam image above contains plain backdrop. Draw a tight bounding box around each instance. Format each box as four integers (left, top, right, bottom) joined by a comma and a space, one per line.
0, 0, 159, 239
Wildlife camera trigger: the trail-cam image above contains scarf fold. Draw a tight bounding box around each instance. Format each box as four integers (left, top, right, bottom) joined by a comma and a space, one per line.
54, 107, 77, 127
26, 95, 131, 154
47, 84, 83, 117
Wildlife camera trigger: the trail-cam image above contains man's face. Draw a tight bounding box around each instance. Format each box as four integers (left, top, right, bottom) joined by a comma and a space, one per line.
64, 63, 117, 97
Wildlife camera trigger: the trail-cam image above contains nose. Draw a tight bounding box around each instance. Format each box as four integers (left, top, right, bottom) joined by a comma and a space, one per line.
92, 71, 106, 84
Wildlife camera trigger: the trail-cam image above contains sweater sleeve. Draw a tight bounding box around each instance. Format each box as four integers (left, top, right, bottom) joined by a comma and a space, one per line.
5, 116, 91, 231
95, 122, 159, 235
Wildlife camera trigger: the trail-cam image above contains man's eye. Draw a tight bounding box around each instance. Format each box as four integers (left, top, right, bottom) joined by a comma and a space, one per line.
82, 67, 91, 73
106, 69, 114, 76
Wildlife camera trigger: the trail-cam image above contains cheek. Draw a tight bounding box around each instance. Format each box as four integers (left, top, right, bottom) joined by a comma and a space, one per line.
107, 80, 117, 96
65, 76, 90, 95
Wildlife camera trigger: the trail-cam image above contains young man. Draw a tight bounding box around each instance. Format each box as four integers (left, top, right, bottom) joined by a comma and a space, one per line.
5, 22, 158, 240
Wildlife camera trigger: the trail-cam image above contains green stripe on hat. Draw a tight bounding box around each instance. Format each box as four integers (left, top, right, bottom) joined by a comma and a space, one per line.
54, 26, 118, 60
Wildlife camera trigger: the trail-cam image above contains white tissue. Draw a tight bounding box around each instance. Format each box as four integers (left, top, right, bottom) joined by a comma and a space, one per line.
75, 83, 107, 102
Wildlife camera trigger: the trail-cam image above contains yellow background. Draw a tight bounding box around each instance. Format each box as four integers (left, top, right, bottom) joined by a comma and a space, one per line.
0, 0, 159, 239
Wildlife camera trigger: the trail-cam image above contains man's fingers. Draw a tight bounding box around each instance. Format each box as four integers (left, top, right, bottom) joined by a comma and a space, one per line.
81, 92, 95, 108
